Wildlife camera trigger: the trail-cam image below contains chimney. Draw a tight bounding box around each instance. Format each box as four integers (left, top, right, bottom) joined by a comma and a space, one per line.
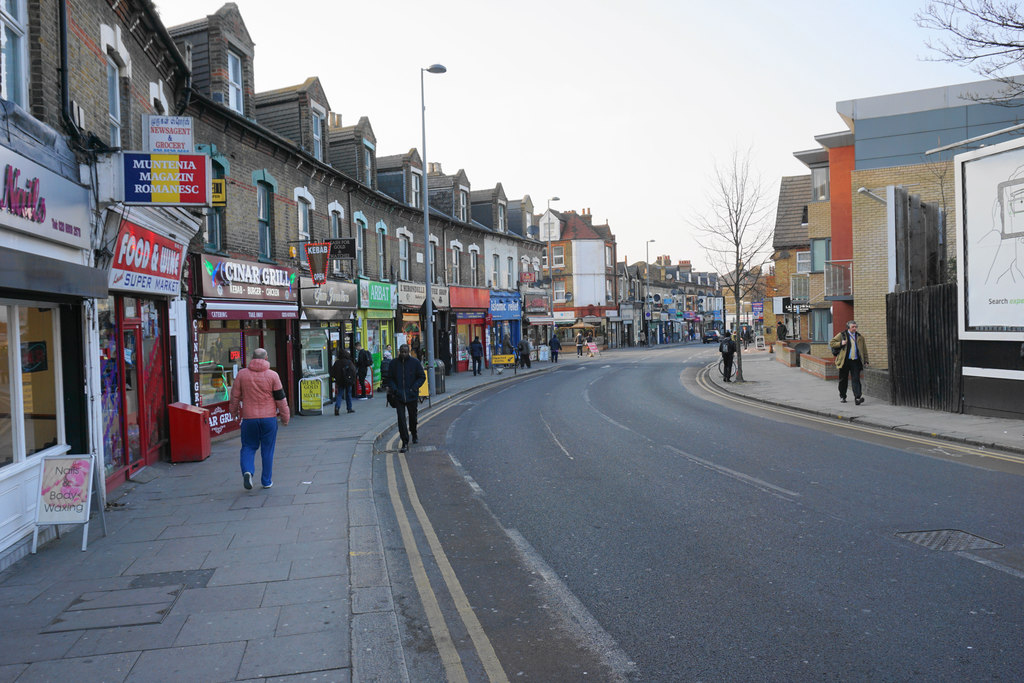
428, 162, 443, 175
328, 112, 343, 128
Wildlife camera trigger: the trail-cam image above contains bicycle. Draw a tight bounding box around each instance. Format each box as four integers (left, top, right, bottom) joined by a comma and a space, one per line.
718, 357, 736, 381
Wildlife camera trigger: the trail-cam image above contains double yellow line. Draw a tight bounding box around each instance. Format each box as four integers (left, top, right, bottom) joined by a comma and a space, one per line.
383, 392, 510, 683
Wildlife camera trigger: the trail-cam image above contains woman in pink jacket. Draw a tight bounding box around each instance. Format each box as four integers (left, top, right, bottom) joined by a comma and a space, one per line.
229, 348, 289, 490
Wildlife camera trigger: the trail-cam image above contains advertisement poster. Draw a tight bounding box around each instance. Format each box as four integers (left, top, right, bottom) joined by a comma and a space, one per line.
36, 455, 93, 525
958, 141, 1024, 335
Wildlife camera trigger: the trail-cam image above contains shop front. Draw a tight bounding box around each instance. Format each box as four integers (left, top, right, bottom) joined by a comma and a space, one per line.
299, 277, 357, 406
192, 255, 298, 437
449, 286, 489, 373
489, 292, 521, 356
521, 288, 551, 349
99, 208, 193, 489
0, 141, 103, 561
357, 279, 395, 386
397, 281, 450, 371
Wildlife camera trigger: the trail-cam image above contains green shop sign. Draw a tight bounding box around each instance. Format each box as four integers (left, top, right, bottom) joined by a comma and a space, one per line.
358, 279, 393, 309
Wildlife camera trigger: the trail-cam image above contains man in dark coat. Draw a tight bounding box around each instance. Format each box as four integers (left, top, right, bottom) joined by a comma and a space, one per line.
719, 330, 737, 382
549, 333, 561, 363
469, 336, 484, 376
354, 342, 372, 399
329, 349, 357, 415
518, 337, 532, 369
387, 344, 426, 453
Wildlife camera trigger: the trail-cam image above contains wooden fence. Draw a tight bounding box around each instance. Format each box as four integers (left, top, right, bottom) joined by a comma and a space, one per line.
886, 282, 961, 412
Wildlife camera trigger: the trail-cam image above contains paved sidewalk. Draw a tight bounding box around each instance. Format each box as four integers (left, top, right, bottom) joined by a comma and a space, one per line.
0, 357, 561, 683
711, 346, 1024, 456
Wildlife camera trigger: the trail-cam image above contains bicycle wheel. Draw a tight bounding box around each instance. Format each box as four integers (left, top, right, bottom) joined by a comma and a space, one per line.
718, 358, 735, 379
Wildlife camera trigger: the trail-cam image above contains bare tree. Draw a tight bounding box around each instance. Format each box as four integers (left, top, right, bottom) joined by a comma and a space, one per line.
691, 148, 775, 382
917, 0, 1024, 100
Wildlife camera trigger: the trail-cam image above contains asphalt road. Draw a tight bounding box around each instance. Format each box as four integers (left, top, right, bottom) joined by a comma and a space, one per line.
377, 345, 1024, 681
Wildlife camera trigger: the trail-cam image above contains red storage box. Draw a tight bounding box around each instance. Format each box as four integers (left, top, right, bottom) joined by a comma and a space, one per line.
168, 402, 212, 462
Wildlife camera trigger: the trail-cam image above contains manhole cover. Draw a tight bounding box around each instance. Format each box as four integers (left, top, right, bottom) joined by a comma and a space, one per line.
896, 529, 1003, 552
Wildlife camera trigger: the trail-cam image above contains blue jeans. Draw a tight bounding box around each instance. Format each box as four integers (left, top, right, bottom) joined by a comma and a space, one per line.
240, 417, 278, 487
334, 384, 353, 411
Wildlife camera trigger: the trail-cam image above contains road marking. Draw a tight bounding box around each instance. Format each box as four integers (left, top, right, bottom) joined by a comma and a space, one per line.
540, 413, 574, 460
385, 451, 468, 683
397, 452, 510, 683
694, 364, 1024, 465
665, 445, 801, 500
959, 552, 1024, 580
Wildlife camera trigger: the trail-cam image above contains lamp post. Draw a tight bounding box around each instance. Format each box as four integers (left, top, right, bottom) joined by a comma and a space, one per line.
421, 63, 445, 396
646, 239, 655, 346
545, 196, 560, 341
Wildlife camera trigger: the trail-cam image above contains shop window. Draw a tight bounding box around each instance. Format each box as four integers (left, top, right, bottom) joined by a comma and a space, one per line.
0, 303, 65, 470
197, 326, 243, 406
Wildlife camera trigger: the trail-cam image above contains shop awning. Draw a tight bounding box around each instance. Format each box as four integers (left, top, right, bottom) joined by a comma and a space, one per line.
527, 316, 553, 325
204, 301, 299, 320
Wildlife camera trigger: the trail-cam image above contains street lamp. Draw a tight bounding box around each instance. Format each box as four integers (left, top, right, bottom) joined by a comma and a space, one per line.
421, 63, 445, 396
646, 239, 655, 346
545, 196, 560, 339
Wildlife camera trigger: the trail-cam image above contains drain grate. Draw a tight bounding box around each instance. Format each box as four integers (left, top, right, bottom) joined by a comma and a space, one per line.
896, 529, 1003, 552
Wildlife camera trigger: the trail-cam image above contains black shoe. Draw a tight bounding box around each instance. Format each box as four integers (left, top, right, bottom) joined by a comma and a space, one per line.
347, 408, 355, 413
243, 472, 253, 490
335, 407, 340, 416
399, 442, 408, 453
412, 435, 418, 444
855, 397, 864, 405
840, 397, 847, 403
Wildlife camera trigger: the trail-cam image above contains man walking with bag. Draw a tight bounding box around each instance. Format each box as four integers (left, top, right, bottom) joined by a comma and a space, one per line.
230, 348, 289, 490
329, 349, 357, 415
469, 336, 483, 376
719, 330, 737, 382
388, 344, 426, 453
830, 320, 869, 404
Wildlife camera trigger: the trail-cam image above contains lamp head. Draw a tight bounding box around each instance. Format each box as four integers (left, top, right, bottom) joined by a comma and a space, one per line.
425, 64, 447, 74
550, 196, 560, 202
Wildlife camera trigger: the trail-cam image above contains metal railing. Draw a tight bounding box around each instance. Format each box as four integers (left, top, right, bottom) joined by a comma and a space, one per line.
825, 260, 853, 298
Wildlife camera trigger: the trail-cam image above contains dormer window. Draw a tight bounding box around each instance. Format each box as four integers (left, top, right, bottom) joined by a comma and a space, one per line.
498, 203, 506, 232
363, 145, 373, 186
228, 51, 243, 114
311, 109, 324, 161
411, 171, 422, 208
459, 190, 468, 221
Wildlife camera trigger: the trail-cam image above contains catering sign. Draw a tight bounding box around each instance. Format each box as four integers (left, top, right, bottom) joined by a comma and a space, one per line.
122, 152, 211, 206
108, 220, 186, 296
0, 144, 90, 250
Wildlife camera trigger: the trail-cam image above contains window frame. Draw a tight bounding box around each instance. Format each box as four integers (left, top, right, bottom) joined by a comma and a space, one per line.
399, 235, 410, 280
364, 146, 373, 186
355, 217, 367, 277
330, 210, 342, 239
811, 166, 829, 202
554, 281, 566, 302
459, 190, 469, 222
492, 254, 500, 287
106, 56, 122, 148
257, 182, 273, 259
376, 225, 386, 279
810, 238, 831, 273
430, 242, 439, 284
507, 256, 513, 288
311, 109, 325, 161
470, 251, 478, 286
796, 250, 811, 274
498, 203, 506, 232
810, 308, 832, 342
552, 245, 565, 268
227, 51, 244, 114
411, 171, 422, 208
1, 0, 27, 108
451, 247, 461, 285
297, 198, 311, 241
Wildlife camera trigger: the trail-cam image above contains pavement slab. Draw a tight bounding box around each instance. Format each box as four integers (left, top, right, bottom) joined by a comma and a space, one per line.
16, 651, 139, 683
237, 629, 349, 680
65, 614, 189, 657
173, 605, 281, 646
275, 598, 349, 637
125, 641, 246, 683
206, 559, 292, 587
262, 576, 347, 607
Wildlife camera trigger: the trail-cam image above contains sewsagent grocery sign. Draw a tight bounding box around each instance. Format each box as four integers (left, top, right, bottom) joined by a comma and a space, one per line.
122, 152, 211, 206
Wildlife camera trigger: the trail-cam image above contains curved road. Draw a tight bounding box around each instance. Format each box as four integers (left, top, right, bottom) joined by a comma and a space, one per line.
377, 345, 1024, 681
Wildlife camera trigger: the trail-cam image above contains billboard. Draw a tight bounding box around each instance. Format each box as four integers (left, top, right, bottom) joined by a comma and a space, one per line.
955, 138, 1024, 339
122, 152, 211, 206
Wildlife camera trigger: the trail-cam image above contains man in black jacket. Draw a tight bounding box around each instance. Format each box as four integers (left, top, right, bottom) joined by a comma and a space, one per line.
387, 344, 426, 452
719, 330, 737, 382
354, 342, 372, 399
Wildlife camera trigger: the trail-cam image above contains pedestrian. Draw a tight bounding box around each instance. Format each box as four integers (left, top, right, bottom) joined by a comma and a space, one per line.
329, 349, 357, 415
549, 332, 561, 363
229, 348, 289, 490
830, 320, 869, 405
379, 345, 393, 391
718, 330, 737, 382
575, 331, 584, 357
469, 335, 484, 375
518, 336, 532, 368
354, 341, 372, 399
388, 344, 426, 453
776, 320, 787, 341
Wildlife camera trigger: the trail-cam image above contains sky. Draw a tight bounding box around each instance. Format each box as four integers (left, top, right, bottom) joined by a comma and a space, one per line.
153, 0, 983, 272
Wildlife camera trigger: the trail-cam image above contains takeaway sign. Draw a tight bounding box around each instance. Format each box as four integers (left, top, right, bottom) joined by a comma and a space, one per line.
121, 152, 211, 206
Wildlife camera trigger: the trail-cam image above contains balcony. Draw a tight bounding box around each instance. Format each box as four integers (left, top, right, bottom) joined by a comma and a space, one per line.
824, 259, 853, 300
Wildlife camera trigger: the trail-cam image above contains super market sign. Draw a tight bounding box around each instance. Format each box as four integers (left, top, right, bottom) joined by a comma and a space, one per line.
122, 152, 211, 206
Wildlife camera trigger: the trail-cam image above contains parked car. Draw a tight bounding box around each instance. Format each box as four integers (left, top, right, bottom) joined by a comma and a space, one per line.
702, 329, 720, 344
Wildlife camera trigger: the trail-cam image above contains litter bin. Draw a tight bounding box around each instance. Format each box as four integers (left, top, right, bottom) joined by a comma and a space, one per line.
433, 359, 446, 395
168, 402, 211, 462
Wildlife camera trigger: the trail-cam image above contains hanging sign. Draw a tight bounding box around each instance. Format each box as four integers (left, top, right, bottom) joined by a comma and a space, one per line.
122, 152, 211, 206
143, 115, 194, 154
304, 242, 331, 286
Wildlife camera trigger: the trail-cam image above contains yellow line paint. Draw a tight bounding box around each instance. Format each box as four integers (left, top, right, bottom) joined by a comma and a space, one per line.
385, 451, 468, 683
